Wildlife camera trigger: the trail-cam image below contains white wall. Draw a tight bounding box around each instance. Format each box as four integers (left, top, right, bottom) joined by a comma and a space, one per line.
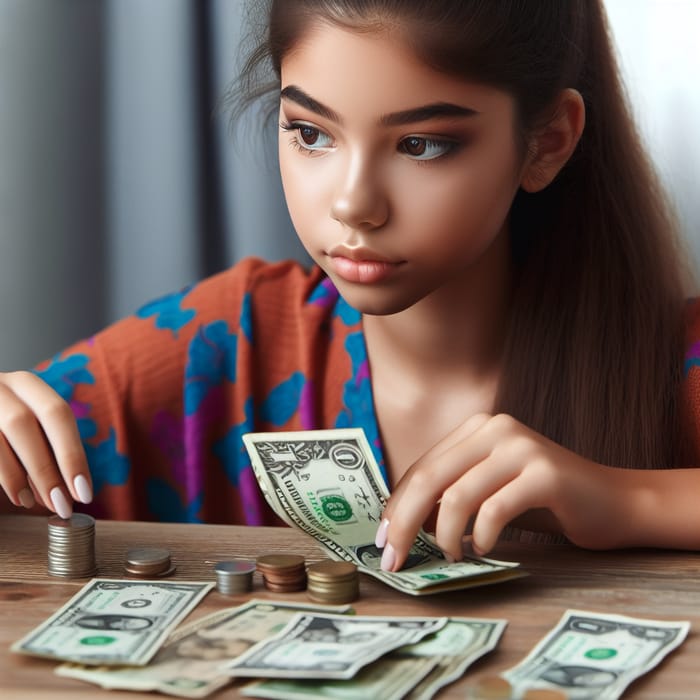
605, 0, 700, 284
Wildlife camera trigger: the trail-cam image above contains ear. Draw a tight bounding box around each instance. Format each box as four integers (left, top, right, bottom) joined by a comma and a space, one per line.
520, 88, 585, 193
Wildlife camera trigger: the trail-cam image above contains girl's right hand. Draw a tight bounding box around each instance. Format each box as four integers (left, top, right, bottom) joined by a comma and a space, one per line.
0, 371, 92, 518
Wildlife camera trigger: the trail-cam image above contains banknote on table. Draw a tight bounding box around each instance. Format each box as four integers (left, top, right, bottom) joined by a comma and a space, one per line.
402, 617, 507, 700
11, 578, 213, 666
243, 616, 507, 700
223, 612, 447, 680
503, 609, 690, 699
241, 655, 438, 700
243, 428, 525, 595
56, 599, 352, 698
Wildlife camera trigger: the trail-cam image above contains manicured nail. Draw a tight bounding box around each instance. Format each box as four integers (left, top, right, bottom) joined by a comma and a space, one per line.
73, 474, 93, 504
375, 518, 389, 548
380, 543, 396, 572
443, 552, 456, 564
50, 487, 72, 520
18, 488, 35, 509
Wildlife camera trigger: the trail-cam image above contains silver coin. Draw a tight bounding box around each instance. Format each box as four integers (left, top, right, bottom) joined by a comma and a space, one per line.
214, 560, 256, 575
48, 513, 95, 529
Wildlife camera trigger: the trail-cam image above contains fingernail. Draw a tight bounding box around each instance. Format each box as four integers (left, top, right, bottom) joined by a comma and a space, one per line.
380, 543, 396, 572
375, 518, 389, 548
443, 551, 456, 564
18, 488, 35, 509
50, 487, 72, 520
73, 474, 93, 504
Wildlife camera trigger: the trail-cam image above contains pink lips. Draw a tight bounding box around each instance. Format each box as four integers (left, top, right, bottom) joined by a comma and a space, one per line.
329, 256, 401, 283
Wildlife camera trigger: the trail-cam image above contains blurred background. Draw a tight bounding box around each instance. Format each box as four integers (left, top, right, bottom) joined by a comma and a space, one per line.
0, 0, 698, 369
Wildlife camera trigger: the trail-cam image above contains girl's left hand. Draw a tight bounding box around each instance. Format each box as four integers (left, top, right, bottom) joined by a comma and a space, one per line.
375, 412, 635, 571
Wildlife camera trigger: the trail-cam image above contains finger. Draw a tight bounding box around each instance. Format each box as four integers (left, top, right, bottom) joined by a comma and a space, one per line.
384, 412, 492, 516
4, 372, 91, 503
409, 412, 494, 468
0, 432, 35, 508
381, 412, 492, 533
433, 453, 522, 562
471, 470, 549, 555
28, 474, 49, 509
0, 380, 75, 518
382, 415, 508, 570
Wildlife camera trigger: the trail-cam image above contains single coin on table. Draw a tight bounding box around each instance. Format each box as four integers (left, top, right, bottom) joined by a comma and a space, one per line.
468, 676, 513, 699
124, 546, 175, 578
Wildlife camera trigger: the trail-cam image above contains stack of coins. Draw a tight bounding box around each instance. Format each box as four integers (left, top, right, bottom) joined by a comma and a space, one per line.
256, 554, 307, 592
306, 560, 359, 604
47, 513, 97, 578
124, 547, 175, 578
214, 560, 256, 595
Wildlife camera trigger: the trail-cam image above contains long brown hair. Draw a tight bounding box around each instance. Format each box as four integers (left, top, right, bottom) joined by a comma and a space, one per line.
232, 0, 695, 469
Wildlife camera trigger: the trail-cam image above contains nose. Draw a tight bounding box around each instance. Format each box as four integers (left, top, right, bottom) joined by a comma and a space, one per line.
330, 152, 389, 231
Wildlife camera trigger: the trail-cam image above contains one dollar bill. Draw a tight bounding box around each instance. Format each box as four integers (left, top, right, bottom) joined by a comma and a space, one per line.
503, 609, 690, 699
223, 612, 447, 680
244, 616, 507, 700
402, 617, 507, 700
12, 578, 213, 666
243, 428, 524, 595
241, 656, 438, 700
56, 599, 352, 697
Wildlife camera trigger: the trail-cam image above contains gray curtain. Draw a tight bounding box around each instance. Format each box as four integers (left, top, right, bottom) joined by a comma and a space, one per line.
0, 0, 697, 370
0, 0, 304, 370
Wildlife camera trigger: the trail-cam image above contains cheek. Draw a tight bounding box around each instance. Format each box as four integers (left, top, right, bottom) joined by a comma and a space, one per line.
394, 167, 516, 248
279, 154, 320, 236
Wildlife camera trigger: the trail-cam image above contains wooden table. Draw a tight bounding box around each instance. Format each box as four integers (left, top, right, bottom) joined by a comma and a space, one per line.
1, 514, 698, 698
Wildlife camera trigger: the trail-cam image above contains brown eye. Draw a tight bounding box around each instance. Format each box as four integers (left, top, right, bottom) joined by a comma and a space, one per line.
402, 137, 426, 156
299, 126, 320, 145
399, 136, 457, 161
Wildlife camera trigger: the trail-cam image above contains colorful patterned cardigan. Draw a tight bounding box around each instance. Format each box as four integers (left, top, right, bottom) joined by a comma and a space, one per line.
27, 258, 700, 528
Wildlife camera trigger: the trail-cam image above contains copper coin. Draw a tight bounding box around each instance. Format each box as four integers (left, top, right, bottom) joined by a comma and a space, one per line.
256, 554, 305, 570
126, 547, 171, 566
307, 560, 358, 581
471, 676, 513, 699
523, 691, 569, 700
124, 564, 177, 579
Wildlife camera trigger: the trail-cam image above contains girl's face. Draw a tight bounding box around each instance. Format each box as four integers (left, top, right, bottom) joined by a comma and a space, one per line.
278, 22, 528, 316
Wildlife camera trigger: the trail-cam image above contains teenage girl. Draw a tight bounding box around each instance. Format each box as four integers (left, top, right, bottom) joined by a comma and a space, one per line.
1, 1, 699, 573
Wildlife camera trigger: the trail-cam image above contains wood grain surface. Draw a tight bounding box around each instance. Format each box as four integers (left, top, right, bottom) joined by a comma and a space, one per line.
1, 514, 698, 698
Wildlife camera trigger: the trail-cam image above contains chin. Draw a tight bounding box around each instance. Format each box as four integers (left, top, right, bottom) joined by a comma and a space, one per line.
334, 285, 418, 317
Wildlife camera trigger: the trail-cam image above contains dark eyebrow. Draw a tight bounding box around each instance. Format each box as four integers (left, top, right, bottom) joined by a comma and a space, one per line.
380, 102, 478, 126
281, 86, 342, 124
280, 85, 478, 127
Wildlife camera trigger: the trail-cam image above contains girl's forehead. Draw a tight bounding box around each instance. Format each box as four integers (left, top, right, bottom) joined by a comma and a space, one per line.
279, 22, 511, 119
281, 20, 413, 69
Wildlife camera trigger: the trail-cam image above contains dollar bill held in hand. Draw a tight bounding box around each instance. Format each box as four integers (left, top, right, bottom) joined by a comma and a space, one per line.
56, 599, 353, 698
243, 428, 524, 595
244, 617, 507, 700
223, 612, 447, 680
12, 578, 213, 666
503, 609, 690, 700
